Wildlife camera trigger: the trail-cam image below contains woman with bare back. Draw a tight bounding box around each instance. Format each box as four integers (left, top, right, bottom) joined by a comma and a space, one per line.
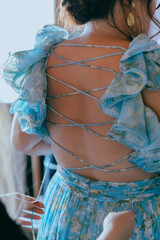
3, 0, 160, 239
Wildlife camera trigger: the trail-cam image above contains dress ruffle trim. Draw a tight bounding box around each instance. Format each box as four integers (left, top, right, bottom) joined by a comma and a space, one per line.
99, 34, 160, 172
3, 25, 69, 142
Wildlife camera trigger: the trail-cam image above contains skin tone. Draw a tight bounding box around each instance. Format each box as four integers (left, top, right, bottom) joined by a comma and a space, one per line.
11, 0, 158, 157
97, 211, 135, 240
74, 0, 157, 41
13, 0, 156, 182
19, 208, 135, 240
10, 113, 52, 156
0, 193, 45, 226
14, 194, 45, 226
11, 0, 159, 239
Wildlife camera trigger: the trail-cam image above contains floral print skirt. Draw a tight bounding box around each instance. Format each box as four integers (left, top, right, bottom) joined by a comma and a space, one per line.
37, 166, 160, 240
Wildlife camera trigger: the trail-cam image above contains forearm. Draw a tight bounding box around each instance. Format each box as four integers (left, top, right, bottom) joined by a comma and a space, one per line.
23, 140, 52, 156
11, 114, 52, 155
10, 113, 41, 152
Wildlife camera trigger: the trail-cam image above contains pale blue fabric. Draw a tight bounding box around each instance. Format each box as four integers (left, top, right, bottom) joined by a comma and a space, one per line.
3, 25, 69, 142
99, 34, 160, 173
2, 25, 160, 240
37, 166, 160, 240
3, 25, 160, 173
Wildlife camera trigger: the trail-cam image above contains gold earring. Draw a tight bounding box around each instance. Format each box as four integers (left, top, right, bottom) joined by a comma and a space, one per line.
127, 2, 135, 27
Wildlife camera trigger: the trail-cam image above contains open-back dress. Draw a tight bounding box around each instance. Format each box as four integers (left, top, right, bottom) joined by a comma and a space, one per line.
3, 25, 160, 239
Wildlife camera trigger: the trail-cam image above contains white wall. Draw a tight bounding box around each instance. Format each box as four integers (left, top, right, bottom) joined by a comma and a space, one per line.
0, 0, 55, 103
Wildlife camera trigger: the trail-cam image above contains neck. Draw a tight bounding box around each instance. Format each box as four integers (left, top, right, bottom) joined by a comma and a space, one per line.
79, 1, 138, 41
82, 19, 129, 41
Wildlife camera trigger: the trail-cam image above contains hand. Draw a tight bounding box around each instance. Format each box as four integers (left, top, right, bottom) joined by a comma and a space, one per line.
13, 193, 45, 228
97, 211, 135, 240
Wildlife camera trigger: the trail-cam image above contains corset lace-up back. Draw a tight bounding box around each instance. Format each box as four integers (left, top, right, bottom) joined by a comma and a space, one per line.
3, 25, 160, 175
45, 43, 137, 172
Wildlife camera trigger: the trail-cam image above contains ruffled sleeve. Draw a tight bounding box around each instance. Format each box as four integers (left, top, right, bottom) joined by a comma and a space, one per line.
3, 25, 69, 143
99, 34, 160, 173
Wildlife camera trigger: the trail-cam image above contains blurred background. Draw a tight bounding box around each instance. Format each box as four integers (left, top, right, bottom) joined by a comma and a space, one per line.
0, 1, 56, 238
0, 0, 56, 103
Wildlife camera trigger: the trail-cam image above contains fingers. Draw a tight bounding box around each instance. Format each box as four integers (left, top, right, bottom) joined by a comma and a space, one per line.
14, 193, 45, 208
16, 218, 41, 228
20, 210, 44, 219
2, 193, 45, 228
22, 207, 45, 215
16, 208, 45, 227
16, 206, 45, 220
24, 201, 45, 211
32, 201, 45, 209
15, 195, 45, 228
16, 219, 33, 226
3, 193, 45, 209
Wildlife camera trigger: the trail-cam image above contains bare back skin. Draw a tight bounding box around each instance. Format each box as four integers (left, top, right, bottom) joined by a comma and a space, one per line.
46, 32, 157, 182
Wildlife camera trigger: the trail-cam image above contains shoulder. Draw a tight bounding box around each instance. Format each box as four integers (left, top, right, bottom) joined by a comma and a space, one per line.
46, 36, 85, 69
46, 34, 130, 69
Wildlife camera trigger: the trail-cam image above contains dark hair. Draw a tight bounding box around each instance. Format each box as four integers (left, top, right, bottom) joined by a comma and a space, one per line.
62, 0, 115, 25
62, 0, 160, 39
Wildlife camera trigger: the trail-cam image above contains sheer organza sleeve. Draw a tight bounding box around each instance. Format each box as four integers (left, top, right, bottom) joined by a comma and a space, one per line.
3, 25, 69, 143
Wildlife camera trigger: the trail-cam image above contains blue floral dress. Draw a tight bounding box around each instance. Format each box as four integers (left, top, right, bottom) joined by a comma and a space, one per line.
3, 25, 160, 239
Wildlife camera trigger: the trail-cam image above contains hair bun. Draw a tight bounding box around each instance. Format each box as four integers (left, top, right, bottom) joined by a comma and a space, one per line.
62, 0, 102, 24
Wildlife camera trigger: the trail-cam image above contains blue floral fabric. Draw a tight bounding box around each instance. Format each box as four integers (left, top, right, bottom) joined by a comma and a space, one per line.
2, 25, 160, 240
99, 34, 160, 173
37, 166, 160, 240
3, 25, 160, 172
3, 25, 69, 142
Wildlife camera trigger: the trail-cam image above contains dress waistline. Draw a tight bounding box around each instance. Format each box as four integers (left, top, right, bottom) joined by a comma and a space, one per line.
55, 165, 160, 202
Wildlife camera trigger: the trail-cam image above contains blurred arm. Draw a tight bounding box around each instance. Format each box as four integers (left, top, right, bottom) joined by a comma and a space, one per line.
10, 113, 52, 156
